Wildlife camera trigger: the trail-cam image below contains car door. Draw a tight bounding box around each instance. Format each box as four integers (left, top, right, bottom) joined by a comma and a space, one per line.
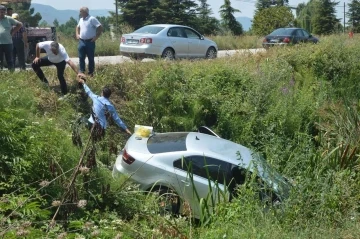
183, 28, 207, 58
301, 29, 311, 43
167, 27, 188, 58
173, 156, 231, 218
294, 29, 304, 43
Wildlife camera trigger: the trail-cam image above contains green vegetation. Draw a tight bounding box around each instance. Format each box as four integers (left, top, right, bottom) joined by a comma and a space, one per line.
219, 0, 243, 35
252, 6, 295, 35
2, 35, 360, 238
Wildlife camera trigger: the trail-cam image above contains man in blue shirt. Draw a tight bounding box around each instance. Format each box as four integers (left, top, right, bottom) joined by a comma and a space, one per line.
78, 77, 132, 136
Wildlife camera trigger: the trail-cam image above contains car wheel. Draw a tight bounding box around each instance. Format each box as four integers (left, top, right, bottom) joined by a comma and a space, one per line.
206, 47, 217, 59
161, 48, 175, 60
155, 187, 180, 215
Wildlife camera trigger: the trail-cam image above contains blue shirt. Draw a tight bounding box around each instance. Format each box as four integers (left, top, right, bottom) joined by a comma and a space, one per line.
84, 83, 128, 130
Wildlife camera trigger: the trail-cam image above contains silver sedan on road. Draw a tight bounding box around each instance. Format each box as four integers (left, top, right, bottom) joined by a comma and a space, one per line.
120, 24, 218, 60
112, 126, 290, 219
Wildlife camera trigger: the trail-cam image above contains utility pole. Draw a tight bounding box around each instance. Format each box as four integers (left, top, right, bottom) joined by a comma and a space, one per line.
115, 0, 119, 32
344, 2, 345, 33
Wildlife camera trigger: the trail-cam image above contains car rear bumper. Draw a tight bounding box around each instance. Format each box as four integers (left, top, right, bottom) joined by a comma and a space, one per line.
120, 44, 162, 58
262, 43, 288, 48
112, 152, 154, 191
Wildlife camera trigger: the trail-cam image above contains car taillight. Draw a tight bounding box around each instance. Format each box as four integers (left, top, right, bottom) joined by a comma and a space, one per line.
140, 38, 152, 44
121, 37, 125, 43
283, 37, 290, 43
122, 149, 135, 165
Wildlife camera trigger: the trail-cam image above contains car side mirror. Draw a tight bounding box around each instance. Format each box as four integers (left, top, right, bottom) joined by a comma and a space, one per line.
309, 34, 312, 38
200, 35, 204, 40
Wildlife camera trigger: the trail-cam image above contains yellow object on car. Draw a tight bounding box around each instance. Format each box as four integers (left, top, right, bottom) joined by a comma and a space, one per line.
134, 125, 153, 138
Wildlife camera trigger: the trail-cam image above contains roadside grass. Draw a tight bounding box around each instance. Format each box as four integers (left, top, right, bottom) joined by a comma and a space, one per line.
56, 31, 359, 58
57, 32, 263, 57
2, 34, 360, 237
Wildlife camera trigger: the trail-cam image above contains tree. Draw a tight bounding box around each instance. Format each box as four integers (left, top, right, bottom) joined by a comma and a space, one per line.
58, 17, 78, 38
7, 1, 42, 27
252, 6, 294, 35
53, 19, 60, 28
118, 0, 159, 29
96, 16, 111, 32
38, 20, 50, 27
196, 0, 220, 34
312, 0, 340, 35
148, 0, 198, 28
294, 0, 319, 32
347, 0, 360, 33
256, 0, 289, 12
219, 0, 243, 35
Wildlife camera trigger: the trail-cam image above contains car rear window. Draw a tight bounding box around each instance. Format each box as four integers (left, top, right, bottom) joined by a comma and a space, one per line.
147, 132, 188, 154
134, 26, 165, 34
269, 28, 294, 36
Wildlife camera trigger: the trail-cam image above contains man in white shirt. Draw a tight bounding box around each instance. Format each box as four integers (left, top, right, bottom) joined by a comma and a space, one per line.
76, 7, 103, 77
31, 41, 83, 97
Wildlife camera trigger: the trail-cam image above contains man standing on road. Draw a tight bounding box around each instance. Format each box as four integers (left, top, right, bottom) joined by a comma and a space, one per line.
77, 76, 132, 137
32, 41, 83, 99
76, 7, 103, 77
0, 5, 22, 71
11, 13, 27, 70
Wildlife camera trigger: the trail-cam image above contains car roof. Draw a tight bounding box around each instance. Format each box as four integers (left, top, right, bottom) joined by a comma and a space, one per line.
145, 24, 190, 28
276, 27, 301, 30
127, 131, 256, 166
185, 132, 255, 165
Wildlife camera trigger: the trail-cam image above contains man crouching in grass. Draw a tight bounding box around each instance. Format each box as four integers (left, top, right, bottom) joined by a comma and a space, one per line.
32, 41, 84, 100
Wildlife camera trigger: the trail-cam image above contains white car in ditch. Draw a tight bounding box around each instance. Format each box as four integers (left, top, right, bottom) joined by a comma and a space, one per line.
112, 126, 290, 218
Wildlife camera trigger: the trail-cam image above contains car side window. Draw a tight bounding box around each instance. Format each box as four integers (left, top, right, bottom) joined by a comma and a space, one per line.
295, 30, 304, 37
173, 156, 231, 185
183, 28, 200, 39
167, 27, 184, 38
302, 30, 310, 38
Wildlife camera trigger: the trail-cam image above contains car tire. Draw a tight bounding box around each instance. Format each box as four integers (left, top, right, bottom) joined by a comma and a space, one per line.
206, 47, 217, 59
154, 187, 180, 215
161, 48, 175, 60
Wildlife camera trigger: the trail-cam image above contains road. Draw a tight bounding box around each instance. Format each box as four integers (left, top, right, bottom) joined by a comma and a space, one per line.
68, 48, 265, 65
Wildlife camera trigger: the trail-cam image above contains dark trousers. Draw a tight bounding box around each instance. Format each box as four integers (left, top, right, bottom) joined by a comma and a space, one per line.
78, 39, 95, 75
0, 44, 14, 71
13, 39, 26, 70
32, 56, 68, 95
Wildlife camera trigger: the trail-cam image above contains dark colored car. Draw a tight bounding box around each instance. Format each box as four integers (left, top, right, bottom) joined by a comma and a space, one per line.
262, 27, 319, 48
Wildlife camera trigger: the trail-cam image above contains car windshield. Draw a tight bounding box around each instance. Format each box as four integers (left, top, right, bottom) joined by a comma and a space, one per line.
133, 26, 165, 34
254, 154, 291, 199
147, 132, 188, 154
269, 28, 294, 36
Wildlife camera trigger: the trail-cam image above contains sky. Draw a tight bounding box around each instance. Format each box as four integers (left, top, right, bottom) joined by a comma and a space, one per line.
31, 0, 349, 20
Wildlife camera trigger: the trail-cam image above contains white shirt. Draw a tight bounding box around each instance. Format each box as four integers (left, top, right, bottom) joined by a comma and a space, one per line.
77, 15, 101, 40
38, 41, 70, 63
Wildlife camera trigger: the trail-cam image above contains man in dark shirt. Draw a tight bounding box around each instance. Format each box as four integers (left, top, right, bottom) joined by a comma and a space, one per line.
11, 13, 27, 70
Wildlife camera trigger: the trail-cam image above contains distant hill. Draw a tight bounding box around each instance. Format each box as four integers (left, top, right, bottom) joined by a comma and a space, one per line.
30, 3, 111, 25
236, 17, 252, 31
